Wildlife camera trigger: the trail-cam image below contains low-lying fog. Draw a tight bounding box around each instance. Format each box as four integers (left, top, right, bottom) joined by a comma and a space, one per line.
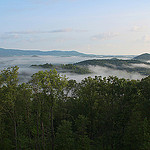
0, 55, 147, 83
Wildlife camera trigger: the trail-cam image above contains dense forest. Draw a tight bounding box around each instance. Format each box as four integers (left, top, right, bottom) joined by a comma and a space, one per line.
31, 63, 91, 74
76, 59, 150, 76
0, 66, 150, 150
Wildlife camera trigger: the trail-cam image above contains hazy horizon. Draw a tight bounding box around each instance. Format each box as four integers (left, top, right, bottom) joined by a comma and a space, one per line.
0, 0, 150, 55
0, 47, 140, 56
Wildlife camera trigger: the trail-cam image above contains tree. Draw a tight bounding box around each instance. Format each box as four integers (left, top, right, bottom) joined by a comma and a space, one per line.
0, 66, 19, 149
75, 115, 90, 150
30, 69, 68, 150
55, 120, 74, 150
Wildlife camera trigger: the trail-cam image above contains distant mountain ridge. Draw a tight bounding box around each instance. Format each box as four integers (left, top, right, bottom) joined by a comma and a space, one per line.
133, 53, 150, 61
0, 48, 95, 57
0, 48, 135, 58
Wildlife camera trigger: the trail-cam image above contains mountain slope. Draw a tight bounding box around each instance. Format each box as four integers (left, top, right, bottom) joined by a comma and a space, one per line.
133, 53, 150, 61
75, 59, 150, 76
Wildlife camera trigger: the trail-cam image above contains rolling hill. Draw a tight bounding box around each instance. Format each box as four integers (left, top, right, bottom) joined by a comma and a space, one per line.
75, 59, 150, 76
133, 53, 150, 61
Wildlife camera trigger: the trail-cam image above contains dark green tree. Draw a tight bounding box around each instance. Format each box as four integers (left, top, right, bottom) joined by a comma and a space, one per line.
30, 69, 68, 150
55, 120, 74, 150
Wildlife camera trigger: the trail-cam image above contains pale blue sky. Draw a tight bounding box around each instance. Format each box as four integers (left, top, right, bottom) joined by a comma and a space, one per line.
0, 0, 150, 55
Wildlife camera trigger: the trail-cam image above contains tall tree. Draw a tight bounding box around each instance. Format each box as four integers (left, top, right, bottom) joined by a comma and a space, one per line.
30, 69, 68, 150
0, 66, 19, 149
55, 120, 74, 150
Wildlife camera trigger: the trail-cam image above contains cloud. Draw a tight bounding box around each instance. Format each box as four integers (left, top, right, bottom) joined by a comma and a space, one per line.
6, 28, 87, 35
51, 28, 73, 33
91, 32, 119, 41
130, 26, 147, 32
142, 35, 150, 42
0, 34, 20, 40
6, 28, 73, 34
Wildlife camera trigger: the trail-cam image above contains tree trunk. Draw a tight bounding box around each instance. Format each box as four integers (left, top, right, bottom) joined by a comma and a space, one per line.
14, 120, 18, 150
51, 106, 55, 150
42, 122, 45, 150
36, 111, 40, 150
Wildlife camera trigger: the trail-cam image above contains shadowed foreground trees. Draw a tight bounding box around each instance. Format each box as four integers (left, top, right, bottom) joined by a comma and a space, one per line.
0, 66, 150, 150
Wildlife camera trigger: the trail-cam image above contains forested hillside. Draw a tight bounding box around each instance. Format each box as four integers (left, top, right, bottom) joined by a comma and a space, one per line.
0, 66, 150, 150
31, 63, 91, 74
75, 59, 150, 75
31, 58, 150, 76
133, 53, 150, 61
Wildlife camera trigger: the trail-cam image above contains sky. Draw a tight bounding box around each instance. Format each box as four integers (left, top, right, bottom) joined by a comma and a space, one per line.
0, 0, 150, 55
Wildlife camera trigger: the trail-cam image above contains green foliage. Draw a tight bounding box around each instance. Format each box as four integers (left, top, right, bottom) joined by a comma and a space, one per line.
55, 120, 75, 150
0, 66, 150, 150
141, 118, 150, 150
75, 115, 91, 150
76, 59, 150, 75
31, 63, 53, 68
0, 66, 19, 87
61, 64, 91, 74
31, 63, 91, 74
30, 69, 68, 97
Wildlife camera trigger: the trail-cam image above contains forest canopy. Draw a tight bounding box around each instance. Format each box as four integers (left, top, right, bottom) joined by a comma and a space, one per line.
0, 66, 150, 150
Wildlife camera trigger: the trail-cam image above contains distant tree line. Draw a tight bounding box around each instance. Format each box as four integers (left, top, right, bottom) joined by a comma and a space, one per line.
0, 66, 150, 150
31, 63, 53, 68
31, 63, 91, 74
61, 64, 91, 74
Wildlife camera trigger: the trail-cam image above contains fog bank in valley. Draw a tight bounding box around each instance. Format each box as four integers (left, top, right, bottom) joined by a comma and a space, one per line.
130, 63, 150, 69
89, 66, 145, 80
0, 56, 147, 83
